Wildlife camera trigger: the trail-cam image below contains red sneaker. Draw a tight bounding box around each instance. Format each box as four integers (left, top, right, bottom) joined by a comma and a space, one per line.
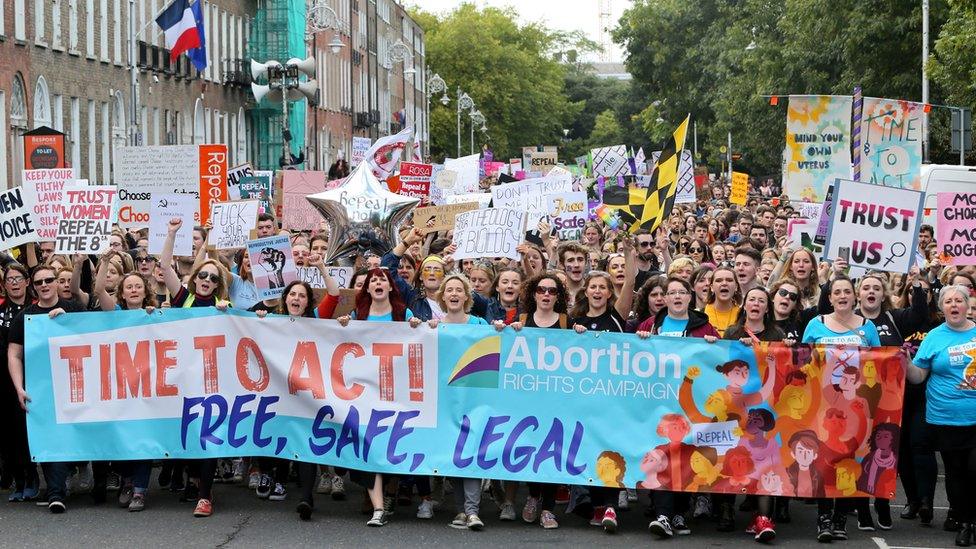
601, 506, 618, 534
193, 498, 213, 517
555, 485, 570, 505
753, 515, 776, 543
590, 506, 606, 526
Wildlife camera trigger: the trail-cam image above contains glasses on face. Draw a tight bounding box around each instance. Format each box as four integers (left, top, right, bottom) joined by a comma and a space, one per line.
777, 288, 799, 302
109, 241, 124, 249
638, 241, 654, 248
33, 277, 56, 287
688, 247, 703, 253
196, 271, 222, 284
5, 276, 26, 285
667, 290, 690, 296
535, 286, 559, 296
136, 257, 157, 264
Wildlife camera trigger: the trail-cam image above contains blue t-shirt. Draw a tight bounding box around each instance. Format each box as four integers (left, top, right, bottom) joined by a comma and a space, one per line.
229, 274, 259, 311
914, 323, 976, 426
352, 309, 415, 322
466, 315, 488, 325
658, 315, 689, 337
801, 316, 881, 346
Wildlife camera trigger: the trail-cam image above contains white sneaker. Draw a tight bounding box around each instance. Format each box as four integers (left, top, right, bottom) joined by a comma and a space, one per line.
247, 470, 260, 490
331, 475, 345, 499
626, 488, 638, 502
466, 514, 484, 531
617, 490, 629, 510
450, 512, 468, 529
522, 496, 539, 523
499, 502, 516, 521
366, 509, 387, 527
232, 459, 245, 483
417, 498, 435, 519
316, 473, 332, 494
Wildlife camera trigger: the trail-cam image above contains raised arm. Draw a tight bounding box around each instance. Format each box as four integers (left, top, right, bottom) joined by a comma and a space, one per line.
92, 252, 118, 311
614, 237, 637, 318
70, 254, 91, 306
160, 218, 186, 296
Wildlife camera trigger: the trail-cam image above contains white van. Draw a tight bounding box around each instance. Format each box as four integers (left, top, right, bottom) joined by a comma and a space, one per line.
920, 164, 976, 227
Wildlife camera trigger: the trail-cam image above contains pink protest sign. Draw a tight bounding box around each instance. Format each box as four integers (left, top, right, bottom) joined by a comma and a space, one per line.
936, 192, 976, 266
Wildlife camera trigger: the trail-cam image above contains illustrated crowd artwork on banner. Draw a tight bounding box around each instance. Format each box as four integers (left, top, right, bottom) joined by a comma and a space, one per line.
782, 96, 854, 203
27, 310, 905, 499
859, 98, 924, 191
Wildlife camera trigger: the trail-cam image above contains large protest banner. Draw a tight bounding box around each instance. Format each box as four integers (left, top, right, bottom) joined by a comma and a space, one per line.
859, 98, 924, 190
936, 192, 976, 265
26, 309, 905, 498
453, 208, 526, 261
22, 168, 76, 240
824, 179, 924, 273
782, 96, 854, 203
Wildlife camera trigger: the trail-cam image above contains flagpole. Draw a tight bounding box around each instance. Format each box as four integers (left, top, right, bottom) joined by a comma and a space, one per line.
129, 0, 140, 146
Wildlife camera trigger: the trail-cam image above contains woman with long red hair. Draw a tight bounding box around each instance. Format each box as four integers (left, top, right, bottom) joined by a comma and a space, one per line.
337, 268, 421, 527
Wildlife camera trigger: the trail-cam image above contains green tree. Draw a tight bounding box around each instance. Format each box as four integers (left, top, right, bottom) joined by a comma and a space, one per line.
412, 4, 581, 161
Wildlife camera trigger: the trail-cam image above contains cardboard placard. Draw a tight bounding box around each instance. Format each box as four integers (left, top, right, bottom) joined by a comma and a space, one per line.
730, 172, 749, 206
936, 192, 976, 265
208, 200, 259, 250
0, 186, 40, 250
21, 168, 76, 241
452, 208, 527, 261
412, 202, 479, 233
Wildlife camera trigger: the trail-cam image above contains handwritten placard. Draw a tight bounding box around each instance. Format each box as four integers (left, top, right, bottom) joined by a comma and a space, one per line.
453, 208, 526, 261
208, 200, 259, 249
115, 145, 199, 228
730, 172, 749, 206
54, 186, 118, 254
547, 191, 587, 240
0, 186, 40, 249
412, 202, 479, 233
22, 168, 76, 240
937, 192, 976, 265
298, 266, 353, 289
282, 171, 328, 231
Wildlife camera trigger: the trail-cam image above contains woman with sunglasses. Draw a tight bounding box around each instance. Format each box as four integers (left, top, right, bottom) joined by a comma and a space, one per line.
636, 277, 719, 539
7, 265, 87, 513
716, 287, 786, 541
769, 279, 818, 341
492, 273, 572, 529
160, 218, 231, 517
337, 268, 422, 527
687, 239, 713, 267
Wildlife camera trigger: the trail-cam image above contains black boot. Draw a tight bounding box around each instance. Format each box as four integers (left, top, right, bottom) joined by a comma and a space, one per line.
717, 502, 735, 532
956, 523, 974, 547
817, 513, 833, 543
775, 498, 791, 524
947, 508, 961, 532
901, 500, 920, 520
919, 498, 934, 526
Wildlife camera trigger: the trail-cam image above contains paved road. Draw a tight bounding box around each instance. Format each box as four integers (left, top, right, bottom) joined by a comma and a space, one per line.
0, 469, 959, 548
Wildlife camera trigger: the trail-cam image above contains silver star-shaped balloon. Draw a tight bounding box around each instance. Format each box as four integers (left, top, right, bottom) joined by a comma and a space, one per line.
306, 162, 420, 263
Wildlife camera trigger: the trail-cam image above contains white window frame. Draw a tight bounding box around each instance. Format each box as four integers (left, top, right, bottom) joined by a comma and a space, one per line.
0, 92, 6, 188
152, 107, 160, 146
85, 0, 94, 57
52, 94, 64, 132
52, 0, 63, 49
87, 100, 97, 182
14, 0, 26, 40
112, 0, 121, 64
68, 0, 79, 52
236, 107, 246, 162
99, 0, 108, 62
101, 102, 110, 184
34, 0, 45, 45
193, 99, 204, 144
70, 97, 81, 172
33, 76, 52, 129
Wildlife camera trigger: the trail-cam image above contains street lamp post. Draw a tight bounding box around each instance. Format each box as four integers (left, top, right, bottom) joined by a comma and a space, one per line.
456, 88, 474, 157
469, 110, 485, 154
424, 70, 447, 159
306, 1, 344, 169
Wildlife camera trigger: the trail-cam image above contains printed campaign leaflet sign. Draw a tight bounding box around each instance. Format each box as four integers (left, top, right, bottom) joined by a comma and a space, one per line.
490, 175, 573, 227
782, 96, 854, 203
54, 186, 118, 254
281, 171, 328, 231
298, 266, 353, 289
0, 186, 41, 250
226, 163, 254, 199
247, 235, 298, 300
21, 168, 77, 241
590, 145, 629, 177
237, 173, 273, 214
453, 208, 526, 260
148, 193, 196, 256
198, 144, 229, 224
824, 179, 924, 273
798, 202, 823, 220
651, 150, 695, 204
351, 136, 372, 167
397, 162, 433, 202
860, 98, 924, 191
207, 200, 259, 250
443, 154, 481, 195
936, 192, 976, 266
412, 202, 480, 234
115, 145, 200, 228
547, 191, 587, 240
27, 313, 906, 500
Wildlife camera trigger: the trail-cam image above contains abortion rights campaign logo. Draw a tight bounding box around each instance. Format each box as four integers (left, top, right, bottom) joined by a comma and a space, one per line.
447, 335, 501, 388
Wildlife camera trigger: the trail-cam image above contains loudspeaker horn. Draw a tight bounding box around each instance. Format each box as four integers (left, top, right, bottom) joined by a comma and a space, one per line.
285, 56, 316, 76
251, 83, 282, 103
250, 59, 282, 81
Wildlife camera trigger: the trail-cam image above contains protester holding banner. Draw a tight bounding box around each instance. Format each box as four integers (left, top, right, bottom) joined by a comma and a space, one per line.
6, 265, 87, 513
0, 264, 36, 503
908, 285, 976, 547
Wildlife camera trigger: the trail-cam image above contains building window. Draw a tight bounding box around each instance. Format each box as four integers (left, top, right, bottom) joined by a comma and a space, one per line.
70, 98, 81, 171
99, 0, 108, 61
11, 75, 28, 129
113, 0, 122, 63
34, 0, 45, 43
87, 100, 97, 182
33, 76, 52, 129
53, 94, 64, 132
236, 107, 246, 162
193, 99, 204, 143
152, 107, 160, 146
68, 0, 79, 50
14, 0, 25, 40
112, 92, 125, 147
52, 0, 63, 48
0, 92, 6, 187
85, 0, 94, 57
101, 102, 110, 184
140, 106, 147, 145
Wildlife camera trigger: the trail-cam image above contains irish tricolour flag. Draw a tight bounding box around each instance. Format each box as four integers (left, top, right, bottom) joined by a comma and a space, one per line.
155, 0, 202, 61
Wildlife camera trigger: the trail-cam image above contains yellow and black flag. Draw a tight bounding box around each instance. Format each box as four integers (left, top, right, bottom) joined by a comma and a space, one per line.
636, 114, 691, 233
601, 184, 647, 227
